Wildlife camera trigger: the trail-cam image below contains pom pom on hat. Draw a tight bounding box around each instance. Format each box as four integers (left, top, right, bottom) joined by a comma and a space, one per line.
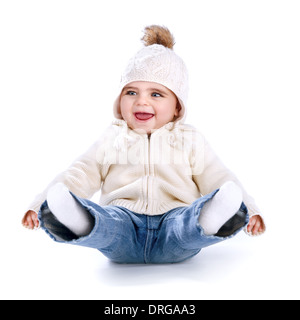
114, 25, 189, 122
142, 25, 175, 49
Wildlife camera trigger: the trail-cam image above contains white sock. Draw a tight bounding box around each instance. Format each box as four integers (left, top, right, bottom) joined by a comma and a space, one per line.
46, 183, 94, 237
199, 181, 243, 236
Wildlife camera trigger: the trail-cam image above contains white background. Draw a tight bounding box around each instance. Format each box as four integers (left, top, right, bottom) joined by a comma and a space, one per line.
1, 0, 299, 300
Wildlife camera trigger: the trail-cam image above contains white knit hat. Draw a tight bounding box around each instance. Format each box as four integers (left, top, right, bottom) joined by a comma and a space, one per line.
113, 25, 189, 122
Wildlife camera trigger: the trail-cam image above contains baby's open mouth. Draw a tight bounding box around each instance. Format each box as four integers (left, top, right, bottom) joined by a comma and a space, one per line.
134, 112, 154, 121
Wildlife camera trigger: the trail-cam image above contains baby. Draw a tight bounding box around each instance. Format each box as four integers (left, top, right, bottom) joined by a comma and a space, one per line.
22, 26, 265, 264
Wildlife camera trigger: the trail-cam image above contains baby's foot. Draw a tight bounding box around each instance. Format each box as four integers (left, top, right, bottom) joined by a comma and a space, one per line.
199, 181, 243, 235
47, 183, 94, 237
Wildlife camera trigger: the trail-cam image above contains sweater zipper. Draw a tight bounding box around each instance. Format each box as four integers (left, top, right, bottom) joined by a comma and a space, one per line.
143, 135, 151, 211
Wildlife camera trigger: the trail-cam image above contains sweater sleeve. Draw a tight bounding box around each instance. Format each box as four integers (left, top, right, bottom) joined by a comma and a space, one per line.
191, 133, 266, 233
27, 139, 105, 214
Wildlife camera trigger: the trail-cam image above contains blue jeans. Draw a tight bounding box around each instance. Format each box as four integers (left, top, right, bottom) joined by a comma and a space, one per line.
38, 190, 249, 264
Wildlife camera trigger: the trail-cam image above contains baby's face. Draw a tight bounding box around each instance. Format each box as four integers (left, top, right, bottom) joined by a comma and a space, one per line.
119, 81, 180, 134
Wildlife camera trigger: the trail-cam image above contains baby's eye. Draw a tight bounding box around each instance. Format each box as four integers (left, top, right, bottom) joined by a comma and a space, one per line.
152, 92, 162, 97
126, 91, 137, 96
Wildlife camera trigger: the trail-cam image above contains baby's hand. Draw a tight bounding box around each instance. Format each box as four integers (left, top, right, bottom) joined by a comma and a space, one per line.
22, 210, 39, 230
247, 215, 264, 236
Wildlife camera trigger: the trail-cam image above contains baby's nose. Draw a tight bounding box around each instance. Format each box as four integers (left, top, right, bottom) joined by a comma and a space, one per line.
136, 94, 150, 106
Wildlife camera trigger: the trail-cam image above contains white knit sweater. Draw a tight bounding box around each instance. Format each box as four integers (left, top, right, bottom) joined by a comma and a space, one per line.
28, 119, 264, 229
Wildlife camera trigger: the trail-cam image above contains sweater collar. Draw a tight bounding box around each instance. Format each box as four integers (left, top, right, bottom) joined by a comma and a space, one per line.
112, 119, 184, 151
112, 119, 181, 133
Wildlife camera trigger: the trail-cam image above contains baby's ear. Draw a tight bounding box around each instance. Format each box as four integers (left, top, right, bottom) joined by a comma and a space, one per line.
175, 101, 182, 116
